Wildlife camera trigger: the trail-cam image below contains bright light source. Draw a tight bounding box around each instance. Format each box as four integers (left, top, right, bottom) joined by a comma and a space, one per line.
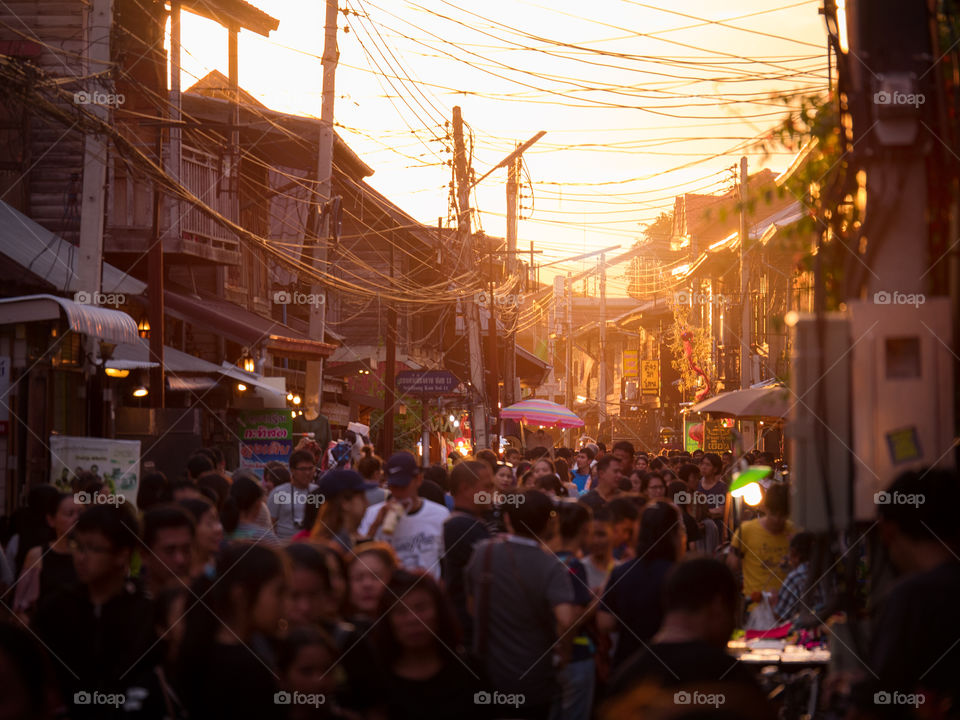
237, 383, 247, 392
292, 395, 301, 405
287, 393, 294, 401
242, 357, 255, 373
105, 368, 129, 378
132, 386, 149, 398
837, 0, 849, 53
671, 263, 691, 276
731, 482, 764, 506
449, 414, 455, 422
453, 420, 460, 428
291, 411, 296, 418
784, 310, 800, 328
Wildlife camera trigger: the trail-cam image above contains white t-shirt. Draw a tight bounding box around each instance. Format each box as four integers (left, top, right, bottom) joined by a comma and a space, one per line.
267, 482, 318, 540
359, 498, 450, 578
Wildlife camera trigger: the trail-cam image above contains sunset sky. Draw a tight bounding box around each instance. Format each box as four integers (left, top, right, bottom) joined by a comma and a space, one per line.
175, 0, 828, 293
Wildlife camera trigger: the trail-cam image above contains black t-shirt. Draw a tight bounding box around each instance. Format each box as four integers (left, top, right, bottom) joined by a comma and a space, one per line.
606, 641, 765, 703
600, 558, 674, 670
579, 490, 609, 512
680, 510, 701, 544
381, 658, 487, 720
32, 581, 157, 720
442, 511, 491, 639
183, 642, 278, 719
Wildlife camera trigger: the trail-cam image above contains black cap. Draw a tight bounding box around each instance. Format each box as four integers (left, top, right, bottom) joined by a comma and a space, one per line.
317, 469, 377, 499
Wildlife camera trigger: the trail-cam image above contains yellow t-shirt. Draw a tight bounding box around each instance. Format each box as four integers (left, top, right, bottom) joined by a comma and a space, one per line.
731, 518, 795, 595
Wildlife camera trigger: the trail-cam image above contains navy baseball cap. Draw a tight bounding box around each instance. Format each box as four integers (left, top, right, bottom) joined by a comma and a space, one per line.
317, 469, 377, 498
385, 451, 419, 487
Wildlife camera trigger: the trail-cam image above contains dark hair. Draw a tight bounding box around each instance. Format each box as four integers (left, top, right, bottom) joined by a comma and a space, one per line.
221, 474, 265, 534
505, 489, 555, 538
13, 485, 60, 573
558, 501, 591, 541
186, 453, 214, 480
45, 492, 74, 519
642, 472, 667, 493
789, 531, 814, 562
374, 569, 462, 667
667, 481, 689, 506
554, 457, 570, 486
137, 471, 170, 510
289, 450, 316, 470
142, 504, 195, 549
177, 544, 285, 707
515, 461, 532, 479
648, 457, 665, 471
877, 468, 960, 544
475, 449, 498, 474
284, 542, 333, 591
678, 463, 701, 484
763, 482, 790, 517
423, 464, 450, 492
592, 506, 613, 525
635, 502, 682, 565
702, 453, 723, 474
76, 502, 141, 551
264, 461, 291, 487
605, 496, 640, 524
596, 455, 619, 474
532, 457, 556, 474
534, 473, 567, 497
76, 472, 104, 497
277, 626, 338, 675
207, 447, 225, 467
664, 557, 739, 613
196, 472, 229, 510
179, 496, 216, 526
356, 452, 382, 481
612, 440, 635, 458
597, 441, 607, 453
171, 479, 199, 495
577, 446, 596, 461
448, 461, 487, 496
556, 447, 574, 461
418, 479, 447, 506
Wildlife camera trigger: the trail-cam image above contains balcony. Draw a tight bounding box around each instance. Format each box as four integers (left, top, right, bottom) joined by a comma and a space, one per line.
105, 143, 241, 265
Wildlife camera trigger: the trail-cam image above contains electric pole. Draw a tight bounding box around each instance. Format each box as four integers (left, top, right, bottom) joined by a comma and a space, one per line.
598, 253, 607, 434
564, 272, 573, 446
452, 106, 489, 450
304, 0, 338, 421
739, 156, 751, 390
504, 147, 520, 408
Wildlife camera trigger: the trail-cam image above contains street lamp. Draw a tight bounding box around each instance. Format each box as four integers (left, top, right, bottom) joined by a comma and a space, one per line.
730, 465, 772, 507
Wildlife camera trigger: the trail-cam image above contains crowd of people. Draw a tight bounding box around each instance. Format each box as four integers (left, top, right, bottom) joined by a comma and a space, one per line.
0, 437, 957, 719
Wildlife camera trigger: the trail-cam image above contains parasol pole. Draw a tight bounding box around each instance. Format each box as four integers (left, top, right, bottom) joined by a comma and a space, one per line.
520, 420, 526, 451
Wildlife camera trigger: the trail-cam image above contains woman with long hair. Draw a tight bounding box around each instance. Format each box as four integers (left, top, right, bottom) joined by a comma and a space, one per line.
178, 497, 224, 579
304, 471, 374, 551
222, 473, 281, 548
372, 570, 484, 720
596, 501, 686, 672
176, 543, 288, 718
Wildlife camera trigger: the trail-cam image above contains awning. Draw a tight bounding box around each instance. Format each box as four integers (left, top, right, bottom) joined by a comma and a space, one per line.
164, 287, 337, 360
0, 200, 147, 296
0, 294, 140, 345
107, 338, 286, 396
688, 383, 790, 419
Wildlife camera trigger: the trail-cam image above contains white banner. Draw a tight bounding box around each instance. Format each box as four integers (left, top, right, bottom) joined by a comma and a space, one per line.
49, 435, 141, 507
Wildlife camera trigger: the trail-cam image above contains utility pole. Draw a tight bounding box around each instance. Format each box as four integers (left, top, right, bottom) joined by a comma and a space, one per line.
486, 251, 500, 426
149, 130, 165, 409
598, 253, 607, 434
304, 0, 338, 421
738, 156, 751, 390
452, 106, 489, 450
77, 0, 111, 298
564, 272, 573, 446
504, 147, 520, 408
383, 241, 397, 457
168, 0, 181, 248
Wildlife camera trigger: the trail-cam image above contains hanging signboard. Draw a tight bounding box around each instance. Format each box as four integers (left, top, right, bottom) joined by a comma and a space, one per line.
703, 419, 733, 453
238, 409, 294, 479
622, 350, 639, 378
641, 359, 659, 395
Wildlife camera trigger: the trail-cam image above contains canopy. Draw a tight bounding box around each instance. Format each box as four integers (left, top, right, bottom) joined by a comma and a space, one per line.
689, 384, 789, 419
501, 399, 585, 429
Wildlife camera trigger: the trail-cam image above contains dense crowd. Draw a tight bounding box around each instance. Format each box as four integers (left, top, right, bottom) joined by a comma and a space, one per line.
0, 438, 958, 719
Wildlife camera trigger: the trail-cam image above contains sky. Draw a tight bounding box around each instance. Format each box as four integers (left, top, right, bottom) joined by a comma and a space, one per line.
175, 0, 828, 295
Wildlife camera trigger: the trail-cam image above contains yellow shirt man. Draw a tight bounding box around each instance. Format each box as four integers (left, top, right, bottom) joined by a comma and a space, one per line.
731, 517, 796, 596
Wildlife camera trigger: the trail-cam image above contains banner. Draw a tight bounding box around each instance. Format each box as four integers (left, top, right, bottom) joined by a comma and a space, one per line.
703, 419, 734, 453
641, 359, 659, 395
238, 409, 294, 479
50, 436, 141, 506
622, 350, 639, 378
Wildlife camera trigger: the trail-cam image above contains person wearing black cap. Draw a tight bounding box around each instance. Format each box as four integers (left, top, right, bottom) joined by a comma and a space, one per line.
358, 451, 450, 578
305, 470, 377, 551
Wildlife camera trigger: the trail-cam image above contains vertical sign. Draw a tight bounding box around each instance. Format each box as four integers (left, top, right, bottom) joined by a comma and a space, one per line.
641, 359, 659, 395
622, 350, 639, 378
